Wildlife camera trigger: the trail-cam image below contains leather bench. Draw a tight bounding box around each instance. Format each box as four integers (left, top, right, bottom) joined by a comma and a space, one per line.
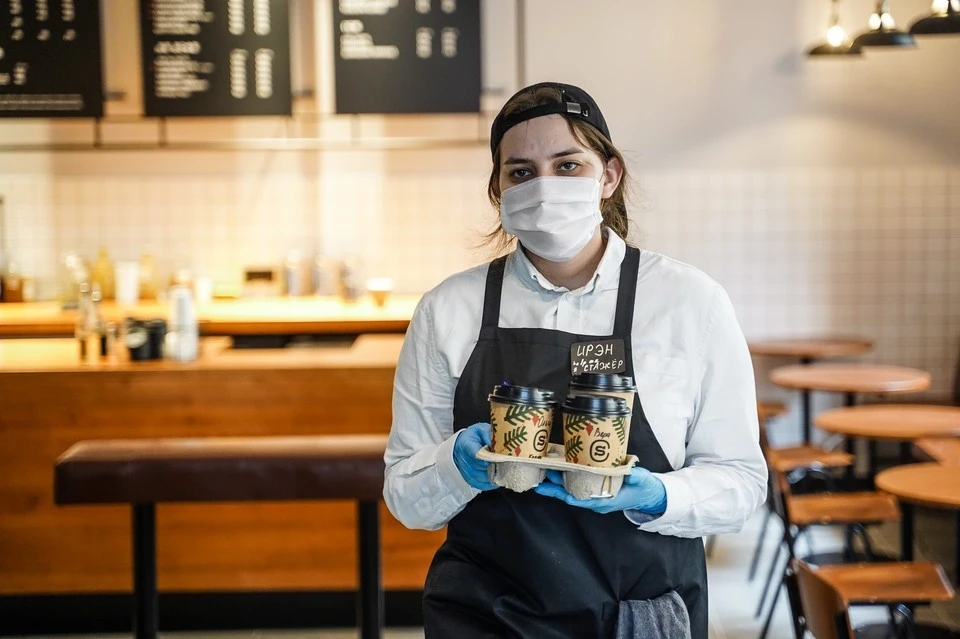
54, 435, 388, 639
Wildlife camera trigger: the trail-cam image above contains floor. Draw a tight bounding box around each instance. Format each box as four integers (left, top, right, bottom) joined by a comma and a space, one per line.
13, 508, 959, 639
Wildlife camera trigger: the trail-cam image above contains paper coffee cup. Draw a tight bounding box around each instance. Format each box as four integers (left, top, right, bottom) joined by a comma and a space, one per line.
562, 394, 632, 468
488, 384, 556, 459
569, 373, 636, 448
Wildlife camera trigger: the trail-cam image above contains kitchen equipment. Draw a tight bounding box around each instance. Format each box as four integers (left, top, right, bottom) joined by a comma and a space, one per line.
243, 266, 280, 297
115, 261, 140, 306
166, 285, 198, 362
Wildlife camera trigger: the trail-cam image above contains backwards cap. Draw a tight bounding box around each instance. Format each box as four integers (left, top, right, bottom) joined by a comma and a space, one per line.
489, 82, 611, 156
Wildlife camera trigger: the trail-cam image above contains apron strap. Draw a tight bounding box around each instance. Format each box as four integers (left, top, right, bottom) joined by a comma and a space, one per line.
612, 246, 641, 337
481, 256, 508, 329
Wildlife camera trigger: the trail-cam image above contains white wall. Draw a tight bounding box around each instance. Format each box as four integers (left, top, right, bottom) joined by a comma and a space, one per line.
0, 1, 958, 435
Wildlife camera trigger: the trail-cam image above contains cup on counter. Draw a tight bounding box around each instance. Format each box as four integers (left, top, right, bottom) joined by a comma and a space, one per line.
561, 394, 631, 468
366, 277, 394, 308
115, 262, 140, 306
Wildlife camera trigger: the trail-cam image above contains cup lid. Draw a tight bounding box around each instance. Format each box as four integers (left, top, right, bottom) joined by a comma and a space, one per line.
569, 372, 637, 393
488, 382, 557, 407
562, 394, 631, 416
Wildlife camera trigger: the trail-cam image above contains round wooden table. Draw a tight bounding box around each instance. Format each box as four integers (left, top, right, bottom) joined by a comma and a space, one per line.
876, 463, 960, 584
770, 363, 931, 447
750, 338, 873, 444
749, 337, 873, 362
816, 405, 960, 473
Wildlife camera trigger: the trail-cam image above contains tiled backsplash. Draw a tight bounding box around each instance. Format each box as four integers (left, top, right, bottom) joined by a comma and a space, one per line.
2, 161, 958, 429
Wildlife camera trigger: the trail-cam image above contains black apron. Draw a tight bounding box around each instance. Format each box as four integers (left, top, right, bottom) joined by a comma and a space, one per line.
422, 247, 708, 639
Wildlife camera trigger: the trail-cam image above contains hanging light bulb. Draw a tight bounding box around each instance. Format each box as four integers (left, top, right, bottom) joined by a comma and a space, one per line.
910, 0, 960, 35
808, 0, 863, 56
851, 0, 917, 47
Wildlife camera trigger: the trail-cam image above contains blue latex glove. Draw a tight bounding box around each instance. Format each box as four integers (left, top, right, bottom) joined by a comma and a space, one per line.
533, 468, 667, 516
452, 422, 498, 492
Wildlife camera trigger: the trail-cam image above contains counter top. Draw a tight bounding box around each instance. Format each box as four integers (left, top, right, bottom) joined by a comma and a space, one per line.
0, 334, 404, 373
0, 295, 421, 338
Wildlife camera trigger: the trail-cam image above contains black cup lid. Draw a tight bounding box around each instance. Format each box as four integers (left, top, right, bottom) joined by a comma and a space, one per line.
569, 372, 637, 393
488, 383, 556, 407
562, 394, 631, 416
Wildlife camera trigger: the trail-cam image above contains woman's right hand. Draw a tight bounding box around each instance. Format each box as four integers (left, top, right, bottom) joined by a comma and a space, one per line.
452, 423, 499, 492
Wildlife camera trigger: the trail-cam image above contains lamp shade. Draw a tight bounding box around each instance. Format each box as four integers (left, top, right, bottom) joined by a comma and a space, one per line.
807, 0, 863, 57
808, 41, 864, 55
851, 29, 917, 46
852, 0, 918, 48
910, 4, 960, 34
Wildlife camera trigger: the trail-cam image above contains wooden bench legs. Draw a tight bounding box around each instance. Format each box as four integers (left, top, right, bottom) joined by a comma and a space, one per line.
128, 501, 384, 639
132, 503, 158, 639
357, 501, 384, 639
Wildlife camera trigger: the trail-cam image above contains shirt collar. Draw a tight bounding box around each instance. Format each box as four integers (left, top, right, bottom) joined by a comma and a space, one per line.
508, 228, 626, 295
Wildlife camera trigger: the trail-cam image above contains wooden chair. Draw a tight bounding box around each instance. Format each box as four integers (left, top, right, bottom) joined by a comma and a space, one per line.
788, 559, 955, 639
747, 402, 855, 583
757, 465, 901, 639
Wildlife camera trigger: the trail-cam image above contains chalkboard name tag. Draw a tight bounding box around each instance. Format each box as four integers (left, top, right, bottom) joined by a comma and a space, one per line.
570, 339, 626, 375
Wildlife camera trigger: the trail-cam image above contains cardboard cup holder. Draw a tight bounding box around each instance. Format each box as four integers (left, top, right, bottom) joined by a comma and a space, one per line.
477, 443, 638, 498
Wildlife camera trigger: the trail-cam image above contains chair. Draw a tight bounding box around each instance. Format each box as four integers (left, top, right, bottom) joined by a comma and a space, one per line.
747, 402, 854, 583
788, 559, 955, 639
757, 465, 901, 638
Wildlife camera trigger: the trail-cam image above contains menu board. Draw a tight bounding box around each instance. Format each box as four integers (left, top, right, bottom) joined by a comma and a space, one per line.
333, 0, 481, 114
139, 0, 291, 117
0, 0, 104, 117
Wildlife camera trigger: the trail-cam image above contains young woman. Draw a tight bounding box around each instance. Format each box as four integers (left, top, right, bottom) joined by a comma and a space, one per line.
384, 82, 767, 638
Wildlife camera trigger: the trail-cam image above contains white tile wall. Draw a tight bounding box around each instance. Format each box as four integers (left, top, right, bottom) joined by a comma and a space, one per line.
1, 161, 957, 416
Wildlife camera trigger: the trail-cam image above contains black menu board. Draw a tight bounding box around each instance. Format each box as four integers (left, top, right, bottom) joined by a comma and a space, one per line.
139, 0, 291, 117
0, 0, 104, 117
333, 0, 481, 114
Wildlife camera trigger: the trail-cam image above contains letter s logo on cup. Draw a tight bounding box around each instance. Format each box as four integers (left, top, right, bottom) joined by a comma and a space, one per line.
589, 439, 610, 464
533, 429, 548, 453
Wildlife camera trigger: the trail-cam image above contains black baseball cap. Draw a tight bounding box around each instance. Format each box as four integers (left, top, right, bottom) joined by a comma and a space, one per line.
489, 82, 612, 156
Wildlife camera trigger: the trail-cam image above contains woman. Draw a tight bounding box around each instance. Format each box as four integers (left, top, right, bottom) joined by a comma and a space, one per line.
383, 82, 766, 638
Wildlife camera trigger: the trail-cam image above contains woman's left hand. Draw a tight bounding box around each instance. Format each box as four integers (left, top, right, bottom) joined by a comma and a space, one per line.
533, 468, 667, 516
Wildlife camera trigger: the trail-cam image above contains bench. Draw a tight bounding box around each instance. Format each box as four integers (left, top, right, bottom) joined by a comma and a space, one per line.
54, 435, 388, 639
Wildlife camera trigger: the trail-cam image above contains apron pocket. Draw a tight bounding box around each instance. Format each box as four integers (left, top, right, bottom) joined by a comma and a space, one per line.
615, 590, 692, 639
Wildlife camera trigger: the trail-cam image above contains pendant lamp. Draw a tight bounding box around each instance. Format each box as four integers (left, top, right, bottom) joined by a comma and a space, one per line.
809, 0, 863, 56
910, 0, 960, 35
851, 0, 917, 48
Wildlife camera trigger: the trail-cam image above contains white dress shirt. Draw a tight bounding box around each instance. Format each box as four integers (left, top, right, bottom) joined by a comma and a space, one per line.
383, 229, 767, 539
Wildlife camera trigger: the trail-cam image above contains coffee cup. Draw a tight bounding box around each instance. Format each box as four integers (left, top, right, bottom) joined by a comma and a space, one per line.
488, 384, 556, 458
561, 394, 632, 468
486, 383, 557, 492
569, 372, 636, 409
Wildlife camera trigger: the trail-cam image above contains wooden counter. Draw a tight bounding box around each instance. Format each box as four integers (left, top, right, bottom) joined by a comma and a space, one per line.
0, 295, 420, 338
0, 336, 445, 596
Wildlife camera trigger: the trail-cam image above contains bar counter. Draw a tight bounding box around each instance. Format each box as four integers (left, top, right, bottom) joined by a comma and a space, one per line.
0, 335, 443, 602
0, 295, 421, 338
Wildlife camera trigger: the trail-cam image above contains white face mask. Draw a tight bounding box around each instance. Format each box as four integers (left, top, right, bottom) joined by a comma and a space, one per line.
500, 176, 604, 263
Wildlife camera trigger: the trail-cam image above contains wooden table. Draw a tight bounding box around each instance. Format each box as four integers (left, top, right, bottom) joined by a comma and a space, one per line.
770, 363, 931, 450
816, 405, 960, 474
876, 463, 960, 584
749, 338, 873, 362
916, 438, 960, 465
750, 338, 872, 444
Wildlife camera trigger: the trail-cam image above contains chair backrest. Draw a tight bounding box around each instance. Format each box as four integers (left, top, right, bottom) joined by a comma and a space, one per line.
793, 561, 854, 639
769, 464, 792, 523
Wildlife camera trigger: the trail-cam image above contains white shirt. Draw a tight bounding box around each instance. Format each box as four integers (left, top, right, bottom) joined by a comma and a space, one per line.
383, 230, 767, 539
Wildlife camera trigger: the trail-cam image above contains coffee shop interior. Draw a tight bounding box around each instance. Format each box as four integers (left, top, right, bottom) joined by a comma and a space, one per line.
1, 0, 959, 638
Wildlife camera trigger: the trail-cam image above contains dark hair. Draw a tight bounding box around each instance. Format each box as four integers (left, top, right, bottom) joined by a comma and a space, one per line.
485, 86, 631, 253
